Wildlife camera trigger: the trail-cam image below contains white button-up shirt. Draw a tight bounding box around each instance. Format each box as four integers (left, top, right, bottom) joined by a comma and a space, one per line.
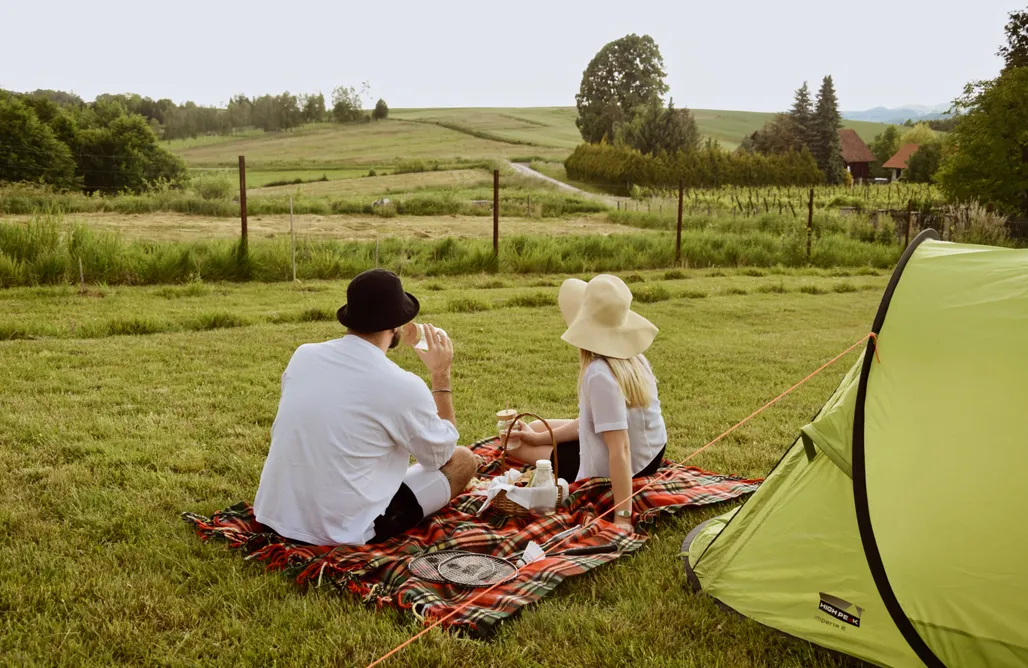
254, 335, 458, 545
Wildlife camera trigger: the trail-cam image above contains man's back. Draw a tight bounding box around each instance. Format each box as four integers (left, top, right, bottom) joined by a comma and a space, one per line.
253, 335, 457, 545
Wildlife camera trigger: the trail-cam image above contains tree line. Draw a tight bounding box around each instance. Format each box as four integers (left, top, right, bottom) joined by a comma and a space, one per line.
0, 83, 392, 194
16, 85, 389, 141
0, 90, 187, 193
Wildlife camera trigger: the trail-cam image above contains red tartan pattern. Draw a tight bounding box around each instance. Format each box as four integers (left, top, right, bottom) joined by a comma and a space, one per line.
182, 438, 760, 634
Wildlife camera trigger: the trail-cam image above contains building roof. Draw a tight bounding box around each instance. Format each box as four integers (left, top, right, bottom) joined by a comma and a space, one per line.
883, 143, 920, 170
838, 129, 875, 164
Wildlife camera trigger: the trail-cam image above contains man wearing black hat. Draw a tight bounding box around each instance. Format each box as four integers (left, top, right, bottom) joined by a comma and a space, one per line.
253, 269, 477, 546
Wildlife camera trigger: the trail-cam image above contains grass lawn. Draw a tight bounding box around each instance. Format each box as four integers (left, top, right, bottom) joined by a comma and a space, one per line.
0, 270, 884, 666
172, 121, 569, 168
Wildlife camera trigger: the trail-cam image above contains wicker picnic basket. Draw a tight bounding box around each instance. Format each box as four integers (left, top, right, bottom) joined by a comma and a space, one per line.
490, 412, 563, 517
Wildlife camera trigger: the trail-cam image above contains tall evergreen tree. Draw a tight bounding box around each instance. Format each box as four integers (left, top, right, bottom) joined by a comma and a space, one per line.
811, 76, 845, 184
788, 81, 814, 150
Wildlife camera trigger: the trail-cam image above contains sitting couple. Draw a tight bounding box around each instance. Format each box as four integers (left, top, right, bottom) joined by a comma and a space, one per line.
254, 268, 666, 546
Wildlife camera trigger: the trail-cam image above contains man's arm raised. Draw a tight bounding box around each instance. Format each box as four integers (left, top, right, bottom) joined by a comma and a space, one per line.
416, 324, 455, 430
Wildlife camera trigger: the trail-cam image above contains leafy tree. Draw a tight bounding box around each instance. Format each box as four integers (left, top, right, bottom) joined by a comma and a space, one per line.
0, 96, 79, 189
332, 84, 369, 123
904, 141, 942, 183
614, 98, 698, 156
870, 125, 902, 178
227, 94, 253, 129
372, 98, 389, 121
899, 122, 937, 146
999, 7, 1028, 71
249, 93, 302, 132
77, 113, 187, 193
788, 81, 814, 150
937, 66, 1028, 217
301, 93, 326, 123
575, 34, 669, 143
740, 113, 803, 155
811, 76, 845, 184
926, 115, 961, 132
27, 89, 84, 107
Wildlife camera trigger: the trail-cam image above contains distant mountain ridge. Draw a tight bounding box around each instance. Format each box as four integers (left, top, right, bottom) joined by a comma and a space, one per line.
842, 104, 951, 125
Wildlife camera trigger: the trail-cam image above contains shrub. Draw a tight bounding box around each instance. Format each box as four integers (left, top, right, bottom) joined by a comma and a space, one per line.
447, 296, 491, 313
622, 273, 645, 283
726, 287, 748, 295
799, 284, 826, 294
757, 282, 789, 294
663, 269, 686, 280
190, 172, 234, 200
372, 99, 389, 121
682, 289, 708, 299
833, 282, 859, 293
505, 292, 557, 308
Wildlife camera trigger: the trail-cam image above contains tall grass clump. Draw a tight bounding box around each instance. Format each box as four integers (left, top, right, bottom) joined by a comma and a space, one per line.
447, 296, 491, 313
947, 203, 1010, 246
504, 292, 557, 308
631, 284, 671, 303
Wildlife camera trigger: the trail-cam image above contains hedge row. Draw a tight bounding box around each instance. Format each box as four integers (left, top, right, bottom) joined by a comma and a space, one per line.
564, 143, 824, 193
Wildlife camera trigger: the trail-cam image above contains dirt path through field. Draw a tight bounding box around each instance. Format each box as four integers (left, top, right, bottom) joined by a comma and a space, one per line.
508, 162, 619, 206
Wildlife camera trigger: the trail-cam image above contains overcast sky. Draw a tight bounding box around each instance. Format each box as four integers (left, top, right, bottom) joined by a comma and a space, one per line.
0, 0, 1015, 112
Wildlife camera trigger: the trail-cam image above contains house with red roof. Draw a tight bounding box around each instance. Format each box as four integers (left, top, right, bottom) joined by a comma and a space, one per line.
883, 143, 921, 182
838, 129, 875, 181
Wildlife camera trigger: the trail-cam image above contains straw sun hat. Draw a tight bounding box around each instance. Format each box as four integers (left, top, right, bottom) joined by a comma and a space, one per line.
558, 275, 658, 359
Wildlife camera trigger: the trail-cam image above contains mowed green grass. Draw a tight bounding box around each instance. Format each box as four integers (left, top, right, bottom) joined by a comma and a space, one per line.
173, 120, 568, 168
0, 270, 884, 666
169, 109, 902, 170
391, 107, 584, 149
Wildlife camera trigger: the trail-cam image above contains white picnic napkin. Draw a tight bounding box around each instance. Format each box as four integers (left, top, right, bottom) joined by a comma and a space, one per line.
476, 470, 570, 515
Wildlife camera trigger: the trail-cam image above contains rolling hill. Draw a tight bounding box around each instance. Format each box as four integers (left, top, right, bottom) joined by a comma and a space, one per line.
170, 107, 904, 169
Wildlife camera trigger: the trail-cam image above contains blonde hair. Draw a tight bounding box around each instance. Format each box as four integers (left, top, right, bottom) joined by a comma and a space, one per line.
578, 349, 653, 408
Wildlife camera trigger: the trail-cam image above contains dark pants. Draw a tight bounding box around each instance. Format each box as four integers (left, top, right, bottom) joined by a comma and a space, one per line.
550, 440, 666, 482
367, 483, 424, 544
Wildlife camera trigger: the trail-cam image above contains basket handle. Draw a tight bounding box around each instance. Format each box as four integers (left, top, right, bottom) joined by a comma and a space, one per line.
500, 412, 558, 482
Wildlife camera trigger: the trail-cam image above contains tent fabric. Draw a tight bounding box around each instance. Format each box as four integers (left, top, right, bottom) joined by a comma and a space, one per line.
684, 232, 1028, 668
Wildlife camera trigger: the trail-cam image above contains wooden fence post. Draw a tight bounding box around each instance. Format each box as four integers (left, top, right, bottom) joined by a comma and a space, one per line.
289, 196, 296, 281
905, 199, 913, 247
806, 188, 814, 263
238, 156, 248, 248
675, 180, 684, 265
492, 169, 499, 260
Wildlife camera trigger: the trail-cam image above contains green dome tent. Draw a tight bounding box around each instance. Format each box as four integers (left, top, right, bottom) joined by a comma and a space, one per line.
683, 231, 1028, 667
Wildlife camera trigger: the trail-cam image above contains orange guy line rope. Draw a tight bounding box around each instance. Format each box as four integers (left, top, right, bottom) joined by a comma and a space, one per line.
366, 332, 880, 668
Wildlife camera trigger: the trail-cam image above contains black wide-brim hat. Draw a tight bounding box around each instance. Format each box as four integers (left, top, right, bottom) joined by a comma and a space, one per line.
337, 268, 420, 332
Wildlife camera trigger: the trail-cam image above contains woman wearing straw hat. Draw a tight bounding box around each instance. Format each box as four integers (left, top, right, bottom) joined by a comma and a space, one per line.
508, 274, 667, 529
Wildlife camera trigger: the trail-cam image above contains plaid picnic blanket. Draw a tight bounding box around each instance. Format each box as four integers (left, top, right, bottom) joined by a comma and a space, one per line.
182, 438, 760, 635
